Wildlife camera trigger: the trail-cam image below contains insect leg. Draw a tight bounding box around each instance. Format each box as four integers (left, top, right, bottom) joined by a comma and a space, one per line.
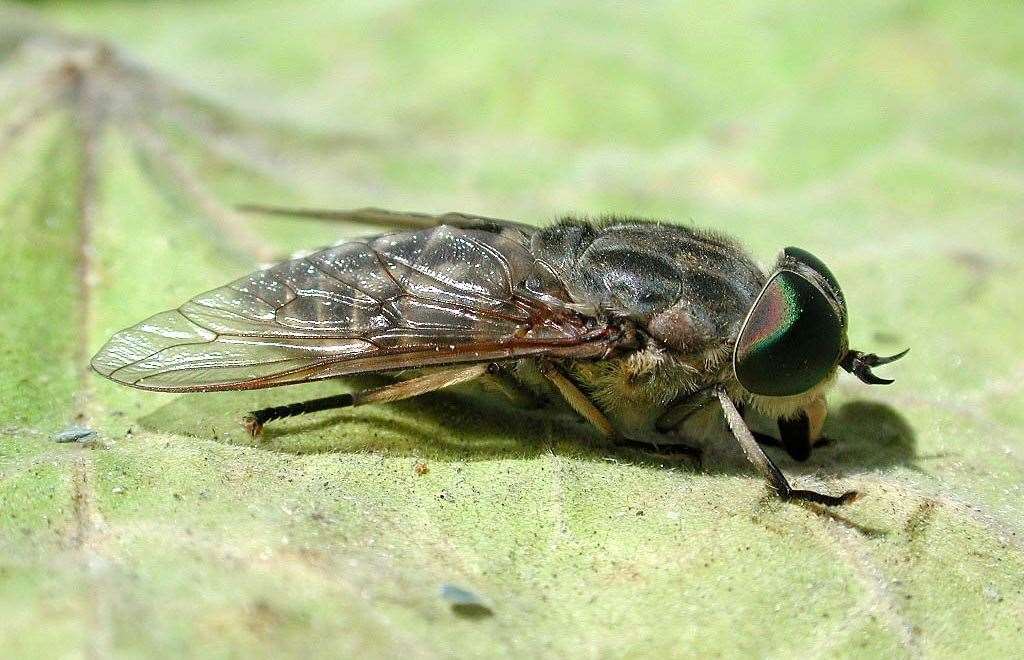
244, 364, 489, 436
539, 363, 701, 459
776, 413, 813, 461
746, 414, 815, 461
655, 388, 715, 432
750, 395, 831, 461
610, 437, 702, 461
750, 430, 785, 448
538, 362, 616, 437
750, 427, 832, 458
732, 399, 818, 460
715, 389, 859, 506
244, 393, 356, 436
481, 365, 545, 409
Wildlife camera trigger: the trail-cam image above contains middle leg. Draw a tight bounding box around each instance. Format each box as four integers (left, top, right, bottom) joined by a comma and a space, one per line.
539, 361, 701, 460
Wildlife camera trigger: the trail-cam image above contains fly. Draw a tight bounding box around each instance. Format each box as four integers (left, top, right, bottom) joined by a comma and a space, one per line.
91, 205, 907, 506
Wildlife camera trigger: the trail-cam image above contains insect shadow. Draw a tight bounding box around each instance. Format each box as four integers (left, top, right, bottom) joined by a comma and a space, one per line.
137, 379, 916, 477
138, 376, 581, 459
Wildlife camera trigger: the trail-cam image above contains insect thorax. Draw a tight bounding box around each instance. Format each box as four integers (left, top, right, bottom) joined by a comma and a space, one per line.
525, 218, 849, 433
531, 217, 765, 353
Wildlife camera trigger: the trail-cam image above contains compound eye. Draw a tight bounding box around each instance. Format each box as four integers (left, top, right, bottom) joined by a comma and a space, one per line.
734, 270, 844, 396
783, 246, 847, 322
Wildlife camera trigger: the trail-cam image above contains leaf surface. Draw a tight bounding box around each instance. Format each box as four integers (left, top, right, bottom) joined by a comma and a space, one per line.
2, 2, 1023, 657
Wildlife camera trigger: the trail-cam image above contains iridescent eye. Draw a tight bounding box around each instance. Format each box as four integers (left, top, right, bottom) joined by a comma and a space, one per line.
783, 246, 846, 321
733, 269, 845, 396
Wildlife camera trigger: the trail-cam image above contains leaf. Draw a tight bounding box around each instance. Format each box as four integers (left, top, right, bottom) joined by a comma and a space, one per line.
2, 3, 1023, 657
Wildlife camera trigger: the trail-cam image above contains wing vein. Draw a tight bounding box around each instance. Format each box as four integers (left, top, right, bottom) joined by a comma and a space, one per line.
92, 226, 618, 392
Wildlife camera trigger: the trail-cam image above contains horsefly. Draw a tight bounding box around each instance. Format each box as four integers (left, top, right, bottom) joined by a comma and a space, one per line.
92, 206, 907, 506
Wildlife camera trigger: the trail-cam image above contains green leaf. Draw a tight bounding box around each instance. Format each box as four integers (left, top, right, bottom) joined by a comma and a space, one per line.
2, 2, 1023, 657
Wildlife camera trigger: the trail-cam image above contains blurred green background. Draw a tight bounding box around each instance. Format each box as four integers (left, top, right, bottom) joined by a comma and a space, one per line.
1, 1, 1022, 657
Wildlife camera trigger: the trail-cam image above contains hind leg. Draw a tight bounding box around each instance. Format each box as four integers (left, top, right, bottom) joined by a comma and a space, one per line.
244, 364, 490, 436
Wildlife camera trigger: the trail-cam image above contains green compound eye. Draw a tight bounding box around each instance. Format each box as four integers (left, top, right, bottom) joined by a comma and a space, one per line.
734, 270, 845, 396
783, 246, 846, 317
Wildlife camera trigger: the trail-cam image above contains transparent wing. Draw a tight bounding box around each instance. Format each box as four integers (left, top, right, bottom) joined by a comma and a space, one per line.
92, 225, 613, 392
235, 204, 537, 235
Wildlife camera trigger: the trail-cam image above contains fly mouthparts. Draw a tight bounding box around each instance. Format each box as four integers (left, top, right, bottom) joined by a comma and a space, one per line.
840, 348, 909, 385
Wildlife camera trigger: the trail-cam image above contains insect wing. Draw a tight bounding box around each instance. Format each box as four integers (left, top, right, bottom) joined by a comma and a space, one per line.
91, 226, 610, 392
236, 204, 537, 236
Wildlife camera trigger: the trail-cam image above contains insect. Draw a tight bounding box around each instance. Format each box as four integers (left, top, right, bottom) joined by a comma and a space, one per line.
91, 206, 907, 506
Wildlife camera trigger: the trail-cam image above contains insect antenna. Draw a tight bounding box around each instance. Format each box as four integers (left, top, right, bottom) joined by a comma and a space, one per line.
839, 348, 910, 385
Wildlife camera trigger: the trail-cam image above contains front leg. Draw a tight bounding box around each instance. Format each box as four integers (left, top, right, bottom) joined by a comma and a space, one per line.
716, 390, 858, 506
659, 390, 824, 462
